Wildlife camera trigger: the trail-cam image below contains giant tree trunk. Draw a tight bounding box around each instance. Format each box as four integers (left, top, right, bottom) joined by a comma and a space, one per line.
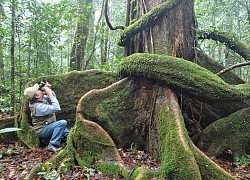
125, 0, 201, 135
125, 0, 195, 61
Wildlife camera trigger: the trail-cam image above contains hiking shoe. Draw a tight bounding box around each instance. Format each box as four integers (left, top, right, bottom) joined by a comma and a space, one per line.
48, 144, 62, 152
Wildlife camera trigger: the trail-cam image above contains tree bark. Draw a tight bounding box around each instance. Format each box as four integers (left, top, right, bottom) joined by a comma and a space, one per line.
10, 0, 16, 115
0, 3, 4, 83
123, 0, 195, 61
70, 0, 92, 71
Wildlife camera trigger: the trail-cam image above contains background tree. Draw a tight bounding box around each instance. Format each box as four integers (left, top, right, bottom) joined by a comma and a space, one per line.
0, 2, 4, 83
69, 0, 92, 71
196, 0, 250, 81
0, 0, 80, 113
10, 0, 16, 115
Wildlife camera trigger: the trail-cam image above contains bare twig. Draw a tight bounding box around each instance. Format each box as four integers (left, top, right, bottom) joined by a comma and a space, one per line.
217, 61, 250, 76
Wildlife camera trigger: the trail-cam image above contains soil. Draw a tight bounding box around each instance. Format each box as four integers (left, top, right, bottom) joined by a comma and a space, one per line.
0, 139, 250, 179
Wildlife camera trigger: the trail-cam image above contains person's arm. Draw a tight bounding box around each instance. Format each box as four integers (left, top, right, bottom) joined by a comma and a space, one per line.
44, 90, 56, 103
35, 87, 61, 116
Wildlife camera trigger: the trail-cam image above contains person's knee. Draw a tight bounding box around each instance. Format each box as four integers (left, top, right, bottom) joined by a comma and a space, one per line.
58, 120, 67, 127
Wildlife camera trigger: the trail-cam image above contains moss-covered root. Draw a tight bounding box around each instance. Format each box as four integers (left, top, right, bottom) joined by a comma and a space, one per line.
156, 101, 201, 179
15, 105, 40, 148
191, 144, 235, 180
67, 114, 121, 167
132, 166, 160, 180
94, 162, 159, 180
192, 107, 250, 157
94, 161, 129, 179
117, 53, 250, 101
154, 88, 235, 179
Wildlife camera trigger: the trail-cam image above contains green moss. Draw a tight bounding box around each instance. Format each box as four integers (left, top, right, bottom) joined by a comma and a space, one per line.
193, 107, 250, 156
132, 167, 161, 180
94, 164, 158, 180
78, 78, 139, 147
95, 162, 124, 178
117, 53, 250, 101
120, 0, 182, 46
157, 110, 201, 179
67, 117, 120, 167
130, 167, 142, 179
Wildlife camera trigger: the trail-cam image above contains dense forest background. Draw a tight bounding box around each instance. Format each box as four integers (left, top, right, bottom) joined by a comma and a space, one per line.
0, 0, 249, 115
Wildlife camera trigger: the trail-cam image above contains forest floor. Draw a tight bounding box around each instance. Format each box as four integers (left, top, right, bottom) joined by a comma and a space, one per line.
0, 139, 250, 179
0, 114, 250, 179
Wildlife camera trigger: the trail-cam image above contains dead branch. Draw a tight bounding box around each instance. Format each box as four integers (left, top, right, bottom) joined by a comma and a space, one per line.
217, 61, 250, 76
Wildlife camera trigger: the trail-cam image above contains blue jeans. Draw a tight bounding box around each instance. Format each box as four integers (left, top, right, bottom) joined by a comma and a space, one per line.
38, 120, 70, 147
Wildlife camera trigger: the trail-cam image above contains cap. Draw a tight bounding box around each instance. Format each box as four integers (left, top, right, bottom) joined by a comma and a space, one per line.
24, 83, 39, 100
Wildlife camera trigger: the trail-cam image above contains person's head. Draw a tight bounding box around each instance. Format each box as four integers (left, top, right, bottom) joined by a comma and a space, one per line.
24, 83, 45, 103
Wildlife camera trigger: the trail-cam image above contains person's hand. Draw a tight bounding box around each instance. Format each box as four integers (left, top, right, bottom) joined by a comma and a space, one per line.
43, 87, 53, 97
45, 82, 52, 89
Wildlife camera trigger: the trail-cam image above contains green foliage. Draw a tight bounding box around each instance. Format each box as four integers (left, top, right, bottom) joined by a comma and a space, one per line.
1, 0, 126, 114
0, 97, 12, 113
37, 162, 60, 180
95, 163, 121, 178
195, 0, 250, 81
0, 85, 12, 113
83, 167, 95, 179
234, 155, 250, 167
37, 170, 60, 180
0, 127, 22, 134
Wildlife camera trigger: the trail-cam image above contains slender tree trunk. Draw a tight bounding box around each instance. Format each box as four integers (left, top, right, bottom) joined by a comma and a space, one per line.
100, 28, 108, 65
10, 0, 16, 115
70, 0, 92, 71
0, 3, 4, 84
17, 24, 22, 109
35, 34, 38, 77
0, 35, 3, 84
27, 36, 31, 78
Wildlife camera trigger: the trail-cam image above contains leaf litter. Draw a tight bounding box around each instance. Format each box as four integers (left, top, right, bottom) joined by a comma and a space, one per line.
0, 140, 249, 179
